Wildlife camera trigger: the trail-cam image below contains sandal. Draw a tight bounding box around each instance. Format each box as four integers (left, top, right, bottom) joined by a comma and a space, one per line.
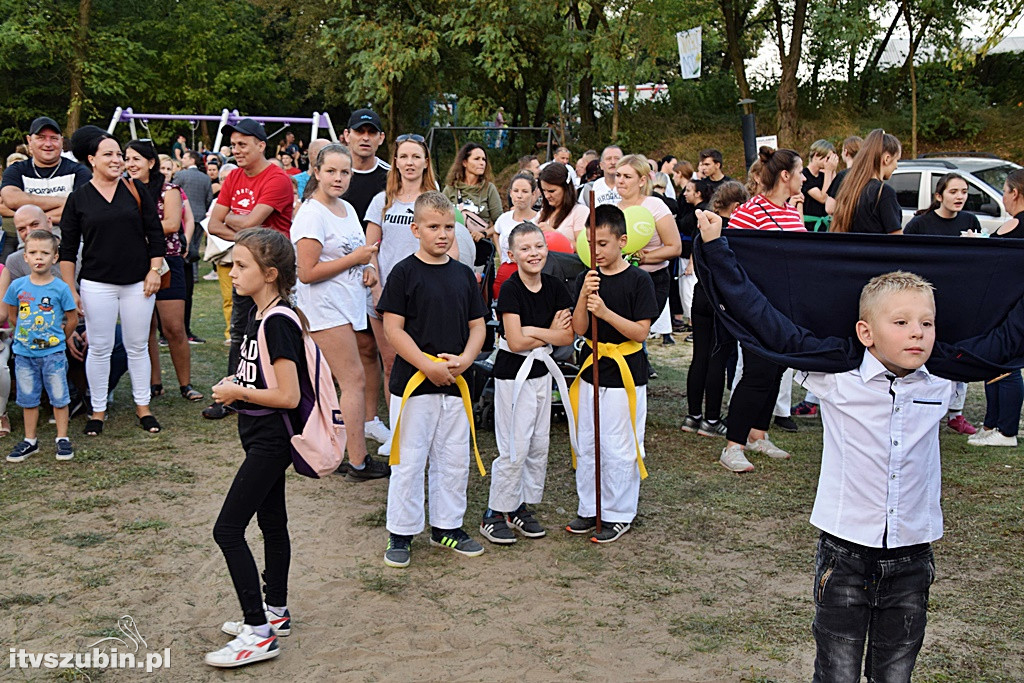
180, 384, 204, 402
0, 414, 10, 436
84, 419, 104, 436
138, 415, 161, 433
151, 384, 164, 398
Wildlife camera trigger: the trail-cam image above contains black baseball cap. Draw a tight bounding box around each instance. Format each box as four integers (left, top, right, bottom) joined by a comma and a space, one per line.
220, 118, 267, 143
347, 109, 382, 133
29, 117, 62, 135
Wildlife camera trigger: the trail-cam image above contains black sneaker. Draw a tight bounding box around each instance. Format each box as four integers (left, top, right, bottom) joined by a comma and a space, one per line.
591, 522, 631, 544
565, 516, 597, 534
429, 527, 484, 556
6, 440, 39, 463
346, 454, 391, 482
648, 367, 658, 380
202, 402, 235, 420
188, 335, 207, 345
508, 504, 546, 538
680, 415, 702, 433
480, 511, 517, 545
55, 438, 74, 461
774, 416, 799, 433
661, 334, 676, 346
697, 419, 727, 437
384, 534, 412, 568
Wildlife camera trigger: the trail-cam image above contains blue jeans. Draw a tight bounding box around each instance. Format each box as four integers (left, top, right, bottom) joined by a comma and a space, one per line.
15, 353, 70, 409
812, 533, 934, 683
983, 369, 1023, 436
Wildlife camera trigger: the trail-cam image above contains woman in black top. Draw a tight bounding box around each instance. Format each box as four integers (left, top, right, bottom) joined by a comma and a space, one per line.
60, 129, 166, 435
904, 173, 982, 236
830, 129, 903, 235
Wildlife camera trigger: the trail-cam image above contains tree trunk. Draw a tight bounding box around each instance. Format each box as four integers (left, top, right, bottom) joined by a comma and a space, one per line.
571, 0, 604, 135
858, 1, 903, 102
532, 82, 550, 128
773, 0, 808, 147
66, 0, 91, 136
902, 3, 918, 158
611, 82, 620, 141
720, 0, 753, 113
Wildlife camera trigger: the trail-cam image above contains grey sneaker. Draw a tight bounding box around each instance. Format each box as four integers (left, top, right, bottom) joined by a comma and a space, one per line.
697, 419, 727, 437
746, 436, 791, 459
508, 504, 546, 538
384, 534, 412, 568
720, 444, 754, 473
346, 453, 391, 482
565, 516, 597, 534
480, 511, 517, 545
590, 522, 630, 544
6, 440, 39, 463
680, 415, 702, 433
430, 527, 484, 557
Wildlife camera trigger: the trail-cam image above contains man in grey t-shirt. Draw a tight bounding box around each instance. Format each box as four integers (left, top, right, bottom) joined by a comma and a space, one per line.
0, 206, 81, 323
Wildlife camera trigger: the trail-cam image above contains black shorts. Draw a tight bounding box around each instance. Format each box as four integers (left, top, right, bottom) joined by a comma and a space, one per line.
156, 255, 187, 301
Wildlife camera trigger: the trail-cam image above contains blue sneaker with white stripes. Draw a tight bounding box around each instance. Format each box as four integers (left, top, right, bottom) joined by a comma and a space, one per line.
429, 527, 484, 557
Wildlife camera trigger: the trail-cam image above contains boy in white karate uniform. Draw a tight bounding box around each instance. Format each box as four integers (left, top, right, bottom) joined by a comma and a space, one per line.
377, 192, 487, 568
480, 222, 574, 544
567, 205, 658, 543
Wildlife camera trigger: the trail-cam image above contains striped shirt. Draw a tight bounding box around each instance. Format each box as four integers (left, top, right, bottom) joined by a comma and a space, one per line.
729, 195, 805, 232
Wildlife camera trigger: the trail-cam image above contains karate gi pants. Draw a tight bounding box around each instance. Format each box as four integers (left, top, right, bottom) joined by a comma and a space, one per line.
488, 376, 551, 513
385, 394, 471, 536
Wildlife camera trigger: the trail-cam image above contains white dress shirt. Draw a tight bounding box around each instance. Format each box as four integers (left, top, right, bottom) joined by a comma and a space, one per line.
799, 351, 951, 548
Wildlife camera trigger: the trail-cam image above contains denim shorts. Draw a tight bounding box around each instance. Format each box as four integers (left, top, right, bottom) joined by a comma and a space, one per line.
15, 353, 70, 409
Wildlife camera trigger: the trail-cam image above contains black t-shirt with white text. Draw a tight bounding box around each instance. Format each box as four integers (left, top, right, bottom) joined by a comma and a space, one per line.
573, 265, 658, 388
904, 210, 981, 237
342, 158, 390, 230
493, 272, 573, 380
1, 158, 91, 203
377, 255, 487, 397
234, 304, 307, 451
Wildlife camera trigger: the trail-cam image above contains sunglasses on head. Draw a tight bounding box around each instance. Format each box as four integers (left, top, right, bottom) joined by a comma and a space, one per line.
396, 133, 425, 143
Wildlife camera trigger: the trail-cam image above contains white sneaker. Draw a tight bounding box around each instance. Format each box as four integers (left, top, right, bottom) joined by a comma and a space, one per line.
221, 604, 290, 637
204, 624, 280, 668
377, 432, 393, 456
967, 427, 994, 445
746, 436, 791, 459
364, 417, 391, 443
720, 444, 754, 472
969, 429, 1018, 447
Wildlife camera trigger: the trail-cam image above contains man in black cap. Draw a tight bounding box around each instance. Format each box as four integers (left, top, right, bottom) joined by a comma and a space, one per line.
204, 117, 293, 420
341, 108, 390, 229
1, 117, 91, 228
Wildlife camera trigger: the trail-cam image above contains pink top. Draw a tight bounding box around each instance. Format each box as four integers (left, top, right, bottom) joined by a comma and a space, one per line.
621, 196, 672, 272
548, 204, 590, 247
730, 194, 805, 232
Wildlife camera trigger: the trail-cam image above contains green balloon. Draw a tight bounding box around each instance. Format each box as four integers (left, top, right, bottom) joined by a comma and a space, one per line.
623, 205, 656, 254
575, 228, 592, 268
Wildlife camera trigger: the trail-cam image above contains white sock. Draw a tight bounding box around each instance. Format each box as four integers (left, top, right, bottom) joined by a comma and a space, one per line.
252, 623, 273, 637
56, 437, 70, 443
267, 604, 287, 617
25, 437, 37, 446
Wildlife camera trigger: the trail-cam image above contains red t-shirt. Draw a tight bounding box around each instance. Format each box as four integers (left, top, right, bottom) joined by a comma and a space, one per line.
729, 194, 805, 232
217, 163, 293, 236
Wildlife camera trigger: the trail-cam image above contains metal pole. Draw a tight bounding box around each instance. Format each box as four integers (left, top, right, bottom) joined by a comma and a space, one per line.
310, 111, 320, 146
106, 107, 123, 135
588, 188, 602, 535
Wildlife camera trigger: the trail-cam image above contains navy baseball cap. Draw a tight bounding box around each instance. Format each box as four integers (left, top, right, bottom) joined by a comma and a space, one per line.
347, 109, 382, 132
29, 117, 62, 135
220, 118, 268, 142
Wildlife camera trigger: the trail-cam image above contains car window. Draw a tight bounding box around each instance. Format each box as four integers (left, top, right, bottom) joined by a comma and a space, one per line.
972, 165, 1015, 195
888, 172, 921, 210
929, 176, 999, 216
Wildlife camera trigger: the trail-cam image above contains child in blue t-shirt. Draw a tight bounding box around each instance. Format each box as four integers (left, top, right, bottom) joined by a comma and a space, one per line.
3, 230, 78, 463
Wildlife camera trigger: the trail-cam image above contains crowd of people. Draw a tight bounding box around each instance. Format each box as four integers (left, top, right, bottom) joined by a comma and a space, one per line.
1, 109, 1022, 680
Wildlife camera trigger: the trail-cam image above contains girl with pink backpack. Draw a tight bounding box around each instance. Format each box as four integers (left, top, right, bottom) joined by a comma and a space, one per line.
204, 228, 322, 669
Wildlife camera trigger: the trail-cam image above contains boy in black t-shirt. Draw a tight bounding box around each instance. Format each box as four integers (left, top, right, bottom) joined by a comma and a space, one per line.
376, 192, 487, 568
480, 223, 574, 545
568, 205, 659, 543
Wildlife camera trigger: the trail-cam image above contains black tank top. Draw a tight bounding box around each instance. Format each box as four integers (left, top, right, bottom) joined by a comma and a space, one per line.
995, 210, 1024, 239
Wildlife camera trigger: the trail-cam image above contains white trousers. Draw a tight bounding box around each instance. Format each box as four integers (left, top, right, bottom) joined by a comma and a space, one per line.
575, 383, 646, 524
489, 376, 551, 513
949, 381, 967, 412
385, 393, 471, 536
80, 279, 155, 412
650, 301, 672, 335
680, 270, 697, 320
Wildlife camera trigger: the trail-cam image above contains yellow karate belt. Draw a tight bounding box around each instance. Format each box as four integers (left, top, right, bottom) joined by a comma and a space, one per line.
568, 339, 648, 480
390, 354, 486, 476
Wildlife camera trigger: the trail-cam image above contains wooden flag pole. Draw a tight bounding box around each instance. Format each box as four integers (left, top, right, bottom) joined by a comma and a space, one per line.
588, 189, 601, 535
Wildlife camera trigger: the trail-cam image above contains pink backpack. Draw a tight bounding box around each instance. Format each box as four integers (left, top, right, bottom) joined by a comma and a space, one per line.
237, 308, 345, 478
